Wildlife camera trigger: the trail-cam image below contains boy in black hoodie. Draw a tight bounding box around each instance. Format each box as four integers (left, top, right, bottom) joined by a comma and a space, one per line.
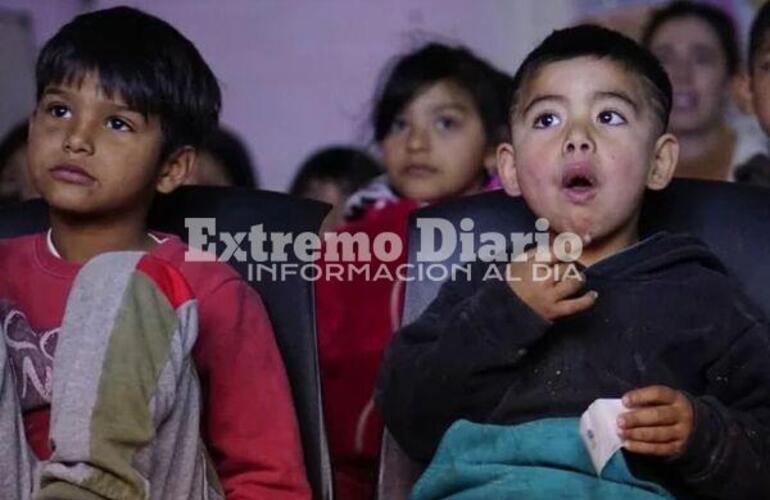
377, 25, 770, 499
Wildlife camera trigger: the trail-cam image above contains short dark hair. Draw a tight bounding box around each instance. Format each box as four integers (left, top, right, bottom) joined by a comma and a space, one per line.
641, 0, 739, 76
511, 24, 672, 133
36, 6, 221, 161
749, 1, 770, 72
372, 42, 513, 145
290, 146, 381, 197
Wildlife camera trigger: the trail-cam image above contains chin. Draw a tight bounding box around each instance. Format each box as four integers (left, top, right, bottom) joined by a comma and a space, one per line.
403, 188, 441, 204
48, 201, 95, 216
44, 193, 103, 218
544, 217, 582, 239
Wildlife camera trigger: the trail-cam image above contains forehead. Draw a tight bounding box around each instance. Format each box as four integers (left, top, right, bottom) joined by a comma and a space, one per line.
518, 57, 645, 108
43, 75, 113, 100
42, 71, 133, 109
403, 79, 475, 113
650, 16, 722, 50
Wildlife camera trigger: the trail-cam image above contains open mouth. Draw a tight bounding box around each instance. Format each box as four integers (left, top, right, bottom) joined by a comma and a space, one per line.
564, 175, 594, 189
561, 165, 598, 204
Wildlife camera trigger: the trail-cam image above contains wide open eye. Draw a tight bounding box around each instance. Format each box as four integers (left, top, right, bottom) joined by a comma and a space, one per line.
533, 112, 561, 129
597, 110, 626, 126
47, 104, 71, 119
106, 117, 134, 132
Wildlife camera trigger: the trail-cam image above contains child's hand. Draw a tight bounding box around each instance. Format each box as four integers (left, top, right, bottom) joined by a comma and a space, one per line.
618, 385, 694, 457
505, 248, 597, 321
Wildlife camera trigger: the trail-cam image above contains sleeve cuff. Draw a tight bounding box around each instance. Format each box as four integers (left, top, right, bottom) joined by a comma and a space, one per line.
665, 395, 727, 481
467, 278, 552, 355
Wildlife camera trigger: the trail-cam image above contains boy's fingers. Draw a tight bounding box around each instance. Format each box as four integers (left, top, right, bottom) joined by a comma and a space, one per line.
530, 261, 561, 290
623, 385, 678, 407
619, 425, 684, 443
623, 439, 683, 457
551, 291, 597, 319
618, 406, 679, 428
551, 272, 586, 299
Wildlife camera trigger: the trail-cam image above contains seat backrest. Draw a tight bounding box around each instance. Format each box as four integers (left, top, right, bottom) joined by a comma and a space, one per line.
0, 186, 334, 500
378, 178, 770, 499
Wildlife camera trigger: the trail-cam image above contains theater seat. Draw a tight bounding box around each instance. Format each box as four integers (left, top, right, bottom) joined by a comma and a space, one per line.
377, 178, 770, 499
0, 186, 334, 500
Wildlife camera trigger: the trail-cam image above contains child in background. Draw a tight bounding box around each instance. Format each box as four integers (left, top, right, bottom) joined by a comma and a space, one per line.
184, 126, 259, 188
735, 1, 770, 187
0, 7, 309, 498
642, 0, 762, 181
316, 42, 512, 499
290, 145, 382, 233
0, 122, 37, 204
378, 25, 770, 499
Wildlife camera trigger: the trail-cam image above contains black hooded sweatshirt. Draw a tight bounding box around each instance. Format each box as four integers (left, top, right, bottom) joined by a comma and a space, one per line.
377, 232, 770, 499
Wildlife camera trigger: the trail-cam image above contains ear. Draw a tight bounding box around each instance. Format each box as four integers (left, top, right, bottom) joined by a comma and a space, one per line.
496, 142, 521, 196
156, 146, 195, 194
646, 133, 678, 190
731, 71, 754, 115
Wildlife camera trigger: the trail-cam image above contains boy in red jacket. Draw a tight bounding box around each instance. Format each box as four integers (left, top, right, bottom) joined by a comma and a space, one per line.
0, 7, 309, 499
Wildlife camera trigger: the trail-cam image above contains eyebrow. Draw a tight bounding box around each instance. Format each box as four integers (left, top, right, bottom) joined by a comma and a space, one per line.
654, 42, 717, 54
41, 87, 70, 99
521, 91, 639, 115
430, 102, 470, 114
594, 90, 639, 114
521, 94, 565, 116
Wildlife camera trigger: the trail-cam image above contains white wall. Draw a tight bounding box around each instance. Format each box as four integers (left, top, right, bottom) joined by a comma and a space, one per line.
0, 0, 576, 190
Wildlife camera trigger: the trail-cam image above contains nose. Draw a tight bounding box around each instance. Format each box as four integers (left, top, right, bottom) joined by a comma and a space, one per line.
63, 118, 95, 156
562, 122, 595, 156
406, 124, 429, 152
667, 57, 693, 87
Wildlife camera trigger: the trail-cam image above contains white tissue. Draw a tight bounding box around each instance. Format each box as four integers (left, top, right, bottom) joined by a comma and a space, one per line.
579, 398, 626, 476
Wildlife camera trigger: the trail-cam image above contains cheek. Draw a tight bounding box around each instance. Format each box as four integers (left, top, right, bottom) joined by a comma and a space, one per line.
30, 118, 65, 145
610, 163, 649, 203
26, 132, 52, 173
446, 137, 487, 172
513, 138, 555, 184
112, 133, 162, 168
604, 136, 652, 183
380, 139, 403, 174
696, 68, 729, 94
448, 168, 485, 197
27, 122, 53, 154
516, 163, 550, 197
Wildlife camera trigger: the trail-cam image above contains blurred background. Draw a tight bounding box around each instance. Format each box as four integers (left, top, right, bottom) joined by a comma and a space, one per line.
0, 0, 762, 191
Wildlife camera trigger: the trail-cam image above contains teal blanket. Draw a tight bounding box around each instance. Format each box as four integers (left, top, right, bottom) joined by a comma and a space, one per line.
411, 418, 675, 500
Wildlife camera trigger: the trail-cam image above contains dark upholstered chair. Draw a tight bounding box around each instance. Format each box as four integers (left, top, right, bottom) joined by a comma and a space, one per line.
0, 186, 334, 500
377, 178, 770, 499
